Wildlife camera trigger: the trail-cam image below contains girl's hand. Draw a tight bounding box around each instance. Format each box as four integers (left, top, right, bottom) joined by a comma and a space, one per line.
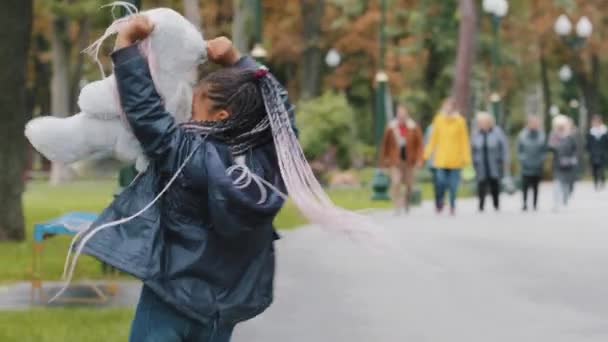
115, 15, 154, 49
207, 37, 241, 66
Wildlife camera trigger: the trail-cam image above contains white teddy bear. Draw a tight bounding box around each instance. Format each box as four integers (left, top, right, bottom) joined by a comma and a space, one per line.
25, 7, 207, 172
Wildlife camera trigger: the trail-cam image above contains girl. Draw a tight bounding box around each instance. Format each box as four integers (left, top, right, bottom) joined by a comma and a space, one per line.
423, 98, 472, 215
65, 15, 372, 342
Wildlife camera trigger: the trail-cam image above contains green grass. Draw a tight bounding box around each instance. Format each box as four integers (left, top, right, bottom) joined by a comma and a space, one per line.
0, 308, 133, 342
0, 180, 117, 283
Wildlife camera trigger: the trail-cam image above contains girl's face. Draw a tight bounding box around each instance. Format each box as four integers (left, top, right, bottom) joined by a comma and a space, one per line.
191, 83, 229, 122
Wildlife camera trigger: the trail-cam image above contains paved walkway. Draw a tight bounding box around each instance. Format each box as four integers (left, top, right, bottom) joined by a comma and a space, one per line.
2, 183, 607, 341
234, 182, 608, 342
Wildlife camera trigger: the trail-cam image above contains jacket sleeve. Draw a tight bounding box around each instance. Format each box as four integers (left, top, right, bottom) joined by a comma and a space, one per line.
517, 134, 525, 162
423, 118, 438, 161
461, 118, 472, 166
378, 128, 391, 167
415, 126, 424, 164
112, 44, 187, 170
499, 128, 511, 173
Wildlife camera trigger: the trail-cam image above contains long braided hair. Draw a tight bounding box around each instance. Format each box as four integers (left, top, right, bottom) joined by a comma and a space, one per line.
188, 66, 376, 238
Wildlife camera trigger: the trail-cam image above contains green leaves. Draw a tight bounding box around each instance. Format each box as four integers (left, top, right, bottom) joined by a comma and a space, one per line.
297, 92, 357, 168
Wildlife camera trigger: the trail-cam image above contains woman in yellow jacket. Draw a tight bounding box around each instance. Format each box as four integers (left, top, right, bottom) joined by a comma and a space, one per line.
424, 98, 472, 214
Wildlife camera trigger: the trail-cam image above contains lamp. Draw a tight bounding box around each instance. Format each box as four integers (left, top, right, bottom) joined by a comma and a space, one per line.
554, 14, 573, 36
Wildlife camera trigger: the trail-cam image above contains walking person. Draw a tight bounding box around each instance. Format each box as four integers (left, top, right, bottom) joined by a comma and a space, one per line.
424, 98, 471, 215
379, 104, 424, 214
471, 112, 509, 212
586, 114, 608, 190
549, 115, 578, 211
517, 115, 546, 211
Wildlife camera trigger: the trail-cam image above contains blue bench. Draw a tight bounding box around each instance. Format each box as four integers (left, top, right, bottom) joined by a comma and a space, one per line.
31, 212, 116, 304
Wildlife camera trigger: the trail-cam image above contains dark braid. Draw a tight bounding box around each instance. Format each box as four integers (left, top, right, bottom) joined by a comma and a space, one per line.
182, 68, 272, 155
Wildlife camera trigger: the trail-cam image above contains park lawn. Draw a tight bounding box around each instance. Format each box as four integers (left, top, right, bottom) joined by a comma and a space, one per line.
0, 308, 133, 342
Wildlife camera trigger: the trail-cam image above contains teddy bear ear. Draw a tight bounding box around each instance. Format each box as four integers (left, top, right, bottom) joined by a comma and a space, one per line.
78, 76, 122, 119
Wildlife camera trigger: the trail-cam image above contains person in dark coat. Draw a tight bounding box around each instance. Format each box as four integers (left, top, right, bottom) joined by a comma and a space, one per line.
549, 115, 578, 211
586, 114, 608, 190
517, 115, 546, 211
471, 112, 510, 212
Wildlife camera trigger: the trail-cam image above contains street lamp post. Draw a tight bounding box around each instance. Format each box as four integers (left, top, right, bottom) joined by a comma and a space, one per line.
251, 0, 267, 62
554, 14, 593, 133
558, 64, 578, 121
482, 0, 509, 122
325, 48, 341, 92
371, 0, 390, 201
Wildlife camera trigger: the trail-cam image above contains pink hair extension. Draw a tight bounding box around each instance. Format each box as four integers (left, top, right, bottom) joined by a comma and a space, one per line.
50, 143, 202, 303
227, 163, 290, 205
260, 76, 380, 241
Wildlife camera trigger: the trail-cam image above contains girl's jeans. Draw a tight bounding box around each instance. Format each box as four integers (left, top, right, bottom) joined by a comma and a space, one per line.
436, 168, 461, 209
130, 286, 235, 342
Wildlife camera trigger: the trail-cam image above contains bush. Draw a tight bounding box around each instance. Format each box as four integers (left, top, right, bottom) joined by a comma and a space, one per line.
297, 92, 356, 169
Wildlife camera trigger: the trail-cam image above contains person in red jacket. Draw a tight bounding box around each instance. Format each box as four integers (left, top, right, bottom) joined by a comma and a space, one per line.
379, 104, 424, 214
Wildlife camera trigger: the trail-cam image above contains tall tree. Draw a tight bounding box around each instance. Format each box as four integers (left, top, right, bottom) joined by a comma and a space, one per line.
231, 0, 252, 53
49, 13, 74, 184
300, 0, 325, 100
452, 0, 477, 118
0, 0, 33, 241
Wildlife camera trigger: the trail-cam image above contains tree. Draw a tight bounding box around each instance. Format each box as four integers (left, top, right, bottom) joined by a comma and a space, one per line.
45, 0, 102, 184
0, 0, 33, 241
231, 0, 253, 54
49, 12, 73, 184
300, 0, 325, 99
452, 0, 477, 118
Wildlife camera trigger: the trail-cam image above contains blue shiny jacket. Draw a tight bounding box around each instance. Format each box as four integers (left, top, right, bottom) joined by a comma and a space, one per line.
82, 45, 292, 325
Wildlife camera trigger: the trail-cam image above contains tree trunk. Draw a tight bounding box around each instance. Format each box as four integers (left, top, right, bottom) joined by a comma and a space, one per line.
49, 15, 74, 184
539, 48, 552, 132
300, 0, 325, 100
232, 0, 252, 54
0, 0, 32, 241
183, 0, 201, 29
69, 17, 90, 113
582, 53, 600, 117
574, 54, 600, 134
452, 0, 477, 118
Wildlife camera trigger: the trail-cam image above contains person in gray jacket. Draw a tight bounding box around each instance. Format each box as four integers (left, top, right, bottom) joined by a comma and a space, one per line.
549, 115, 579, 211
471, 112, 510, 211
517, 115, 546, 211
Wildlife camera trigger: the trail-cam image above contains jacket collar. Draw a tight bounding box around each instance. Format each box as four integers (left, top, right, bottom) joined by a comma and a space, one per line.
390, 118, 417, 130
590, 124, 607, 139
